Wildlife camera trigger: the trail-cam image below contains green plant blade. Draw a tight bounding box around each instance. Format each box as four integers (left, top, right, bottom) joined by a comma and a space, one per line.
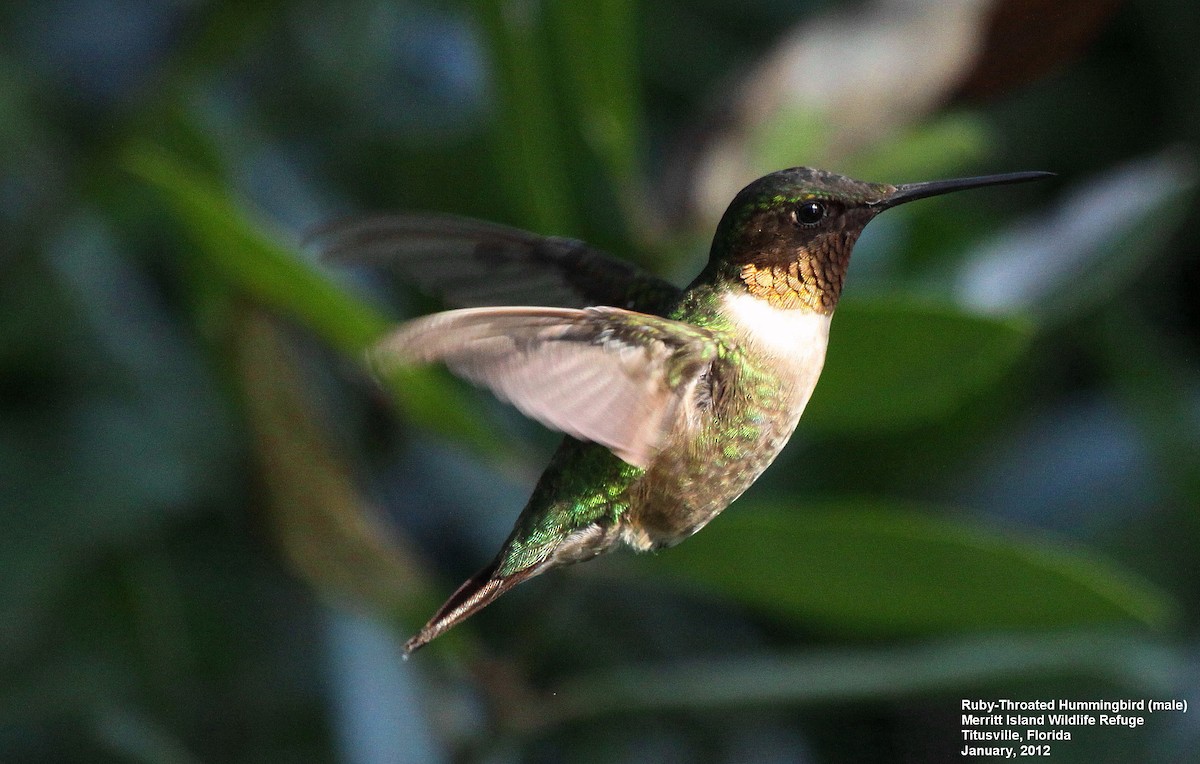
637, 500, 1174, 635
548, 0, 642, 197
125, 145, 497, 450
805, 298, 1032, 432
476, 0, 575, 234
547, 631, 1181, 724
127, 146, 386, 353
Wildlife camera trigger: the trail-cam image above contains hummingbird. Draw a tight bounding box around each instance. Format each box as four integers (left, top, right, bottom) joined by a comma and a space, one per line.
319, 166, 1051, 653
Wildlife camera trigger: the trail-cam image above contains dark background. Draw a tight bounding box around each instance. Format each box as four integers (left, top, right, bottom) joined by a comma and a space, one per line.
2, 0, 1198, 761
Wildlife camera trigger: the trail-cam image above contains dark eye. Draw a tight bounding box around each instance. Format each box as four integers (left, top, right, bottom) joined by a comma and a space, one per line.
791, 201, 826, 226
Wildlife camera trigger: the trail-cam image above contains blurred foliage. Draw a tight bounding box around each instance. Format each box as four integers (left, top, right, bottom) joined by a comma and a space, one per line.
2, 0, 1200, 762
639, 501, 1173, 635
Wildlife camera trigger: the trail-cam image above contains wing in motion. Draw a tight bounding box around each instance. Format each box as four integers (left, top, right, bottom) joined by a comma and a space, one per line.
370, 306, 723, 469
313, 213, 682, 313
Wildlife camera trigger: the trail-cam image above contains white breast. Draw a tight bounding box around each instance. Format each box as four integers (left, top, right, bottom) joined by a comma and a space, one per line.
722, 291, 831, 359
721, 291, 832, 419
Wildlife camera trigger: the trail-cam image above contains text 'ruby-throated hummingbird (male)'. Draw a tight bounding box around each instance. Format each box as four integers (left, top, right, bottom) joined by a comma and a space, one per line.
320, 166, 1051, 653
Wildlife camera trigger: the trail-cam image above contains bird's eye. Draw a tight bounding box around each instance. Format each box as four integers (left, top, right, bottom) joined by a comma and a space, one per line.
791, 201, 826, 227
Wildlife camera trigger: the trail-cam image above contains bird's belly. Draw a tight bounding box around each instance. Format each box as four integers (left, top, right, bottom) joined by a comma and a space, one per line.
622, 296, 831, 551
623, 366, 819, 550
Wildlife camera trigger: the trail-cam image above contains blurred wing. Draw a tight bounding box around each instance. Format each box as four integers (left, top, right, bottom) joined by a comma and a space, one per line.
371, 306, 721, 468
313, 213, 682, 312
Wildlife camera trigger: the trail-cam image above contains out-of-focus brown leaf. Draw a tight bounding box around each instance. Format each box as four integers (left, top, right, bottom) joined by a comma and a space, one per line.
669, 0, 992, 225
233, 309, 443, 631
953, 0, 1125, 101
663, 0, 1121, 226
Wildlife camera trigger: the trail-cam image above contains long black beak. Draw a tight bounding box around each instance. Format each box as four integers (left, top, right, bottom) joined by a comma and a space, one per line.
873, 170, 1054, 210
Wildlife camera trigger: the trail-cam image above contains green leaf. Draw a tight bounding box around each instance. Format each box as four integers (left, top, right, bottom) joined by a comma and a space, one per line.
804, 298, 1032, 432
548, 631, 1181, 723
638, 500, 1174, 635
750, 111, 990, 187
748, 106, 834, 177
124, 145, 498, 450
548, 0, 642, 193
476, 0, 575, 233
127, 145, 384, 351
840, 113, 993, 184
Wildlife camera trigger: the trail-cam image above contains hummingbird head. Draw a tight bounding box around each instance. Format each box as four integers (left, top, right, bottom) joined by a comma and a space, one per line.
707, 166, 1053, 314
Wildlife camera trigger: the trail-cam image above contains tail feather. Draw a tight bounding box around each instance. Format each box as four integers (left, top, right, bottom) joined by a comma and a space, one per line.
404, 563, 538, 654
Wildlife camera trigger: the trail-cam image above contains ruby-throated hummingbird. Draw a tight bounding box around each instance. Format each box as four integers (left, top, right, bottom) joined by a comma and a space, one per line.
320, 167, 1051, 653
